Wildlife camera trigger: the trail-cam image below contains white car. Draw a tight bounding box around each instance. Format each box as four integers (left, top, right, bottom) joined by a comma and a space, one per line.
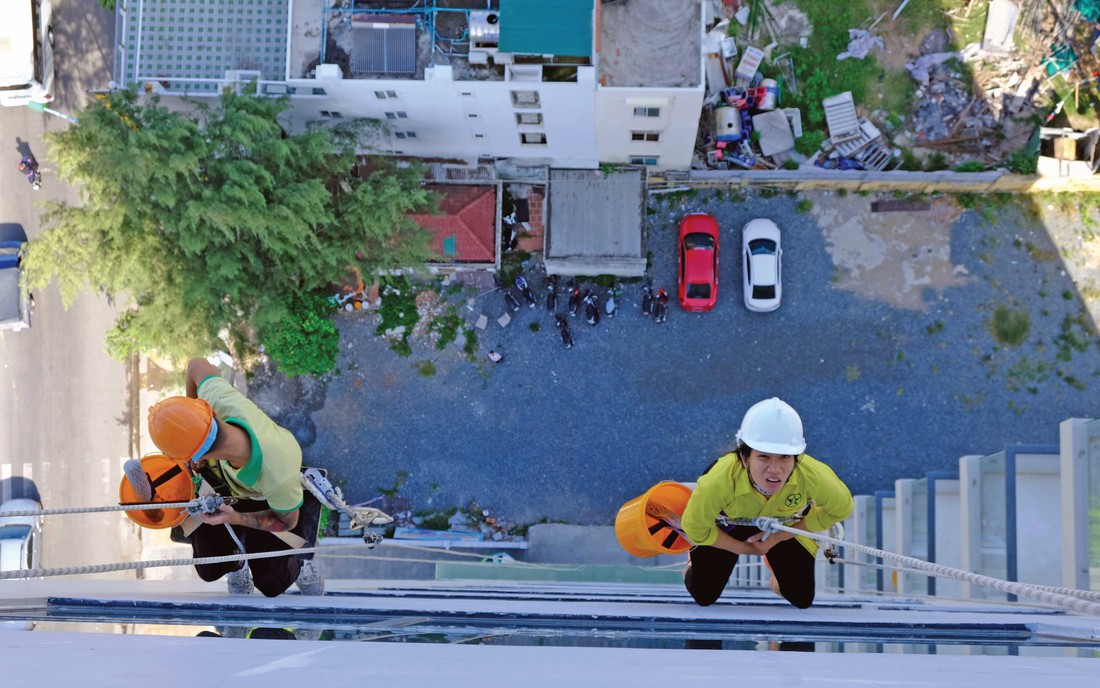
0, 479, 42, 630
742, 218, 782, 312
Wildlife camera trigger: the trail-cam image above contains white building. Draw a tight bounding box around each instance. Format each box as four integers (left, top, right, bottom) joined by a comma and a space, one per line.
113, 0, 706, 173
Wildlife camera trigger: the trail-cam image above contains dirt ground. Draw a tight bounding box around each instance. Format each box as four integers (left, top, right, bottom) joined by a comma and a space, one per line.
812, 196, 970, 310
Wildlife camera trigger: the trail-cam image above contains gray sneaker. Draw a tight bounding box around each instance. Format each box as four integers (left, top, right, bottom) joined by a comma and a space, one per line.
227, 564, 254, 595
123, 459, 152, 501
295, 560, 324, 596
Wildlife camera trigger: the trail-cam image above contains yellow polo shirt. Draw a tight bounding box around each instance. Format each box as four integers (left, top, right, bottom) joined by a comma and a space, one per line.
681, 452, 853, 556
198, 376, 304, 513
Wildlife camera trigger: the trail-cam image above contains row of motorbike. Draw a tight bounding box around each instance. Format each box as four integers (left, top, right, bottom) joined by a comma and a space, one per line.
502, 275, 669, 349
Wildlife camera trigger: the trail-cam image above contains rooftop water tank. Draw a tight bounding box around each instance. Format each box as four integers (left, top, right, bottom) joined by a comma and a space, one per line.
469, 10, 500, 48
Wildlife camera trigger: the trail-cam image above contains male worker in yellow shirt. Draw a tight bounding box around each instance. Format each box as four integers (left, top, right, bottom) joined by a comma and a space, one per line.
126, 357, 322, 597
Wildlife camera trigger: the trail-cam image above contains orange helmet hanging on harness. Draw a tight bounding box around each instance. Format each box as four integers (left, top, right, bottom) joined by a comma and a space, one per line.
118, 454, 195, 529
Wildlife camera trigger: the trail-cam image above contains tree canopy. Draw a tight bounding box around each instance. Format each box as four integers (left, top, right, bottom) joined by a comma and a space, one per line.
24, 89, 436, 370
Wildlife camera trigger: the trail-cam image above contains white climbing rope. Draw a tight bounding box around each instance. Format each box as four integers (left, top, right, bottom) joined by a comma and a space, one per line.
754, 517, 1100, 615
0, 545, 323, 580
0, 502, 202, 517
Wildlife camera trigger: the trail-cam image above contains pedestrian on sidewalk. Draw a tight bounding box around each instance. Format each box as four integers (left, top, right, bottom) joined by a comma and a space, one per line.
126, 357, 323, 597
677, 397, 852, 609
488, 349, 504, 363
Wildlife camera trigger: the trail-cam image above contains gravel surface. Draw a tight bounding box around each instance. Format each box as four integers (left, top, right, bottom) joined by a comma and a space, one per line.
251, 189, 1100, 527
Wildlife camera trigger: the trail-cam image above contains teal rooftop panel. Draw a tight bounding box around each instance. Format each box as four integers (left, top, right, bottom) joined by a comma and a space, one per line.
498, 0, 593, 58
120, 0, 288, 94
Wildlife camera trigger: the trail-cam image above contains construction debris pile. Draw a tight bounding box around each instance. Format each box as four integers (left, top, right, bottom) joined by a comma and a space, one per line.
908, 50, 998, 155
697, 17, 805, 171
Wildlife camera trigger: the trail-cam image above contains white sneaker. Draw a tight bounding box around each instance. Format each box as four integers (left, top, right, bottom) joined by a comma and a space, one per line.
123, 459, 152, 501
227, 565, 254, 595
295, 560, 324, 596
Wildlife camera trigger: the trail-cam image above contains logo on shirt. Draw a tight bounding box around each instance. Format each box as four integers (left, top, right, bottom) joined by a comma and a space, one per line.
785, 493, 802, 507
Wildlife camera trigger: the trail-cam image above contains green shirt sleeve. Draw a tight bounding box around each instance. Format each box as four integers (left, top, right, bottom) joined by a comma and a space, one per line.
681, 453, 738, 547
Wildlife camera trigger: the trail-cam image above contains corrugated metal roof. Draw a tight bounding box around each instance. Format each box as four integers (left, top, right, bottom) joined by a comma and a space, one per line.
499, 0, 593, 58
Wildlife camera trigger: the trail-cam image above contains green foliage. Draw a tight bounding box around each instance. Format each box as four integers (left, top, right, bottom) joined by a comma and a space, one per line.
924, 153, 949, 171
788, 2, 881, 124
795, 198, 813, 214
414, 360, 437, 377
1003, 148, 1038, 175
782, 159, 800, 170
953, 161, 986, 173
529, 322, 540, 333
988, 305, 1030, 346
260, 292, 339, 377
462, 327, 479, 361
24, 88, 435, 365
98, 0, 116, 9
794, 130, 825, 156
375, 277, 420, 355
429, 306, 462, 350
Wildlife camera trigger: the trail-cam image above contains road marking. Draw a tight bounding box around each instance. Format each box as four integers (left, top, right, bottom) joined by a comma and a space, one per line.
39, 460, 50, 506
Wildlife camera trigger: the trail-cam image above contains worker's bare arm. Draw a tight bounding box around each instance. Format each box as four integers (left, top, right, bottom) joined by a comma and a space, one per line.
199, 504, 299, 532
185, 358, 221, 398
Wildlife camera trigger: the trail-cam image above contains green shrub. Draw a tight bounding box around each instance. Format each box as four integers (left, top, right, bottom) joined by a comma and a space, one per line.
1004, 148, 1038, 175
988, 305, 1030, 346
794, 130, 825, 156
375, 277, 420, 355
261, 292, 339, 377
795, 198, 813, 213
953, 161, 986, 172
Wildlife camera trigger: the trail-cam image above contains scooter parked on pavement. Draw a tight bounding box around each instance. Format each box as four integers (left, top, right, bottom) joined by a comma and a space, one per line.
605, 282, 621, 318
567, 279, 581, 317
555, 314, 574, 349
516, 275, 536, 308
504, 288, 521, 312
583, 290, 600, 326
641, 279, 654, 316
654, 288, 668, 324
545, 275, 558, 311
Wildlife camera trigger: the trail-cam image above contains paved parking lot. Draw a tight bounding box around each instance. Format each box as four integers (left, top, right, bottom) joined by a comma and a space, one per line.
252, 189, 1100, 527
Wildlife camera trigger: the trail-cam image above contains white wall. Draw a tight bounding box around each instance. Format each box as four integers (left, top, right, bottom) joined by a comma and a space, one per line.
594, 86, 705, 171
284, 65, 598, 167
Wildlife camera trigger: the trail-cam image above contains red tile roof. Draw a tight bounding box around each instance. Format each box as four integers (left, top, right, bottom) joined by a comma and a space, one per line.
410, 184, 497, 263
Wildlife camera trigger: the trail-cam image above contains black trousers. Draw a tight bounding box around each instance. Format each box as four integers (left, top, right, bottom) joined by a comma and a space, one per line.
685, 525, 816, 609
191, 500, 301, 598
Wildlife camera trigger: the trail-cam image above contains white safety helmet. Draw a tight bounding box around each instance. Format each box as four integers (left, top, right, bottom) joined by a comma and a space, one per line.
735, 397, 806, 455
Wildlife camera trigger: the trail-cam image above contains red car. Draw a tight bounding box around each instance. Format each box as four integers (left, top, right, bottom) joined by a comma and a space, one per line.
677, 213, 719, 311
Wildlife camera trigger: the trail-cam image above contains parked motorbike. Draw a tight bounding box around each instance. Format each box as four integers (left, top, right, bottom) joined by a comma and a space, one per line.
605, 282, 622, 317
555, 314, 574, 349
504, 288, 521, 312
583, 289, 600, 326
545, 275, 558, 311
654, 288, 669, 324
18, 154, 41, 191
641, 280, 654, 316
567, 279, 581, 317
516, 275, 536, 308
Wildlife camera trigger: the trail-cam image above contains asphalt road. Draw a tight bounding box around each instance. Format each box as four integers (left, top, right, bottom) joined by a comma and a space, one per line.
0, 0, 134, 575
252, 189, 1100, 528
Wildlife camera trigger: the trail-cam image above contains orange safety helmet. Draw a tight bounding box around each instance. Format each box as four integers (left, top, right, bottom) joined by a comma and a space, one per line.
118, 454, 195, 529
147, 396, 218, 464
